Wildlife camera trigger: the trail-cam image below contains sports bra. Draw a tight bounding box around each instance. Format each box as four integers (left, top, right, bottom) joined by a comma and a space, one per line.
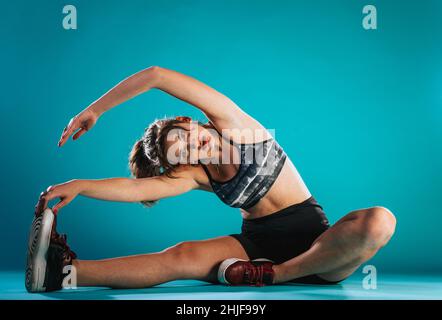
200, 125, 287, 210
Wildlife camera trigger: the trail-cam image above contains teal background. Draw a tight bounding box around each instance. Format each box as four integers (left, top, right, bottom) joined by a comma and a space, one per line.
1, 0, 441, 275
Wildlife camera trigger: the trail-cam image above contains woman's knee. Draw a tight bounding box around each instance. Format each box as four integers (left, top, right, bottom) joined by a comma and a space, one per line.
356, 206, 396, 249
162, 241, 217, 279
164, 241, 200, 266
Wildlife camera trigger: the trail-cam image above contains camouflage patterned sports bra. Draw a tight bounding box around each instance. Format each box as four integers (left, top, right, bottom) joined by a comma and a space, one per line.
201, 126, 287, 210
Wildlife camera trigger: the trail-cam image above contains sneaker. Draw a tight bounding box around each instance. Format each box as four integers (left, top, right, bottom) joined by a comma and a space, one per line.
25, 208, 77, 292
217, 258, 275, 286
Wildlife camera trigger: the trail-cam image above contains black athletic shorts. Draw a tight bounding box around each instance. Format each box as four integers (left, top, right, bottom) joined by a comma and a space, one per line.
230, 196, 343, 285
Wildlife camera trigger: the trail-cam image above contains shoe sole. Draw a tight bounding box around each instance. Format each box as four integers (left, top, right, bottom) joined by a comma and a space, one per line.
217, 258, 274, 285
25, 208, 55, 293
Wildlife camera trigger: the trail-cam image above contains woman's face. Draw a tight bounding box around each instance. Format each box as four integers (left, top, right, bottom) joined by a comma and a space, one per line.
163, 122, 220, 165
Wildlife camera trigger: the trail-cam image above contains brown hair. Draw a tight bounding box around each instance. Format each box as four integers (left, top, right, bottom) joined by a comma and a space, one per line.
128, 117, 193, 207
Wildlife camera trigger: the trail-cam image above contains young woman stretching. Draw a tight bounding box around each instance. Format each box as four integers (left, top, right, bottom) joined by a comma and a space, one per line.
26, 66, 396, 292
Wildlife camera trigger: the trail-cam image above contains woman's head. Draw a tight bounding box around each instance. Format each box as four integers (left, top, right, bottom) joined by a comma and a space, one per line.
128, 116, 219, 206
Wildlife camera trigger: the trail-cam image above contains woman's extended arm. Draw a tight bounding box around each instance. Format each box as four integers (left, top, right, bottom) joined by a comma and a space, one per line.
80, 174, 198, 202
58, 66, 246, 147
35, 171, 199, 215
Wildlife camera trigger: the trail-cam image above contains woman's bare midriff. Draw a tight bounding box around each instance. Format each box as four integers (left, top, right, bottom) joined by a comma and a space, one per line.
240, 158, 311, 220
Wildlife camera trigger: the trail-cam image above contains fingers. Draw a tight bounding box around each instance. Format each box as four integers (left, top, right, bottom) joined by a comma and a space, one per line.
72, 128, 87, 140
52, 200, 68, 215
58, 117, 79, 147
34, 186, 59, 216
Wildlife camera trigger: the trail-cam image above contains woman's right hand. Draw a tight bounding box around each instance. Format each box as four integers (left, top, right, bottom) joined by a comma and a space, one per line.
34, 180, 83, 216
58, 108, 99, 147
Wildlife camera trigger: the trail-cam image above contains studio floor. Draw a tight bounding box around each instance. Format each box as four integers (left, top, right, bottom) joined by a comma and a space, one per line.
0, 271, 441, 300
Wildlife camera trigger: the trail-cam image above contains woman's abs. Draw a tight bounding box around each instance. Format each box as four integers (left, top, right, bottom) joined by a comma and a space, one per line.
240, 159, 311, 219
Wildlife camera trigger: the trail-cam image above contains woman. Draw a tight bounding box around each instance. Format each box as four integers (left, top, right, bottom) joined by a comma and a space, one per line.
26, 66, 396, 292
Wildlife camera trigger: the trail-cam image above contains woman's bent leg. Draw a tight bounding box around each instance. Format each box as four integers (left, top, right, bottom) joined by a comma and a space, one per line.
273, 206, 396, 283
73, 236, 249, 288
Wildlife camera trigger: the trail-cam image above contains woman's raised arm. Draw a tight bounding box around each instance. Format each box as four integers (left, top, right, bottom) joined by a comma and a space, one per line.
58, 66, 244, 147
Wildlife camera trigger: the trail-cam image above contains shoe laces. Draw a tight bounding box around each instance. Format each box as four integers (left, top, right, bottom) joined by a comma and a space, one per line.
50, 216, 77, 261
244, 263, 266, 286
51, 232, 77, 260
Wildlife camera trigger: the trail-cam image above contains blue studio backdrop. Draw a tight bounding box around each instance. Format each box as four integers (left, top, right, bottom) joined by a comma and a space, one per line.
1, 0, 441, 275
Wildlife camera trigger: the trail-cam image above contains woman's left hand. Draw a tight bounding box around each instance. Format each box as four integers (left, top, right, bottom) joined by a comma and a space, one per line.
34, 180, 83, 216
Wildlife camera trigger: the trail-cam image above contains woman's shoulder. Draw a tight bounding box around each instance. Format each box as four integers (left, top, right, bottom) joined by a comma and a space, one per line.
208, 114, 274, 144
173, 164, 212, 191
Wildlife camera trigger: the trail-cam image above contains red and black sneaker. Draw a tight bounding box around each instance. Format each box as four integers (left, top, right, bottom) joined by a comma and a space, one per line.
217, 258, 275, 287
25, 208, 77, 292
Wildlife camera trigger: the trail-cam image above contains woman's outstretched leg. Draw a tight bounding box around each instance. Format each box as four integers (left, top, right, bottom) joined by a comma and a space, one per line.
272, 206, 396, 283
73, 236, 249, 288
